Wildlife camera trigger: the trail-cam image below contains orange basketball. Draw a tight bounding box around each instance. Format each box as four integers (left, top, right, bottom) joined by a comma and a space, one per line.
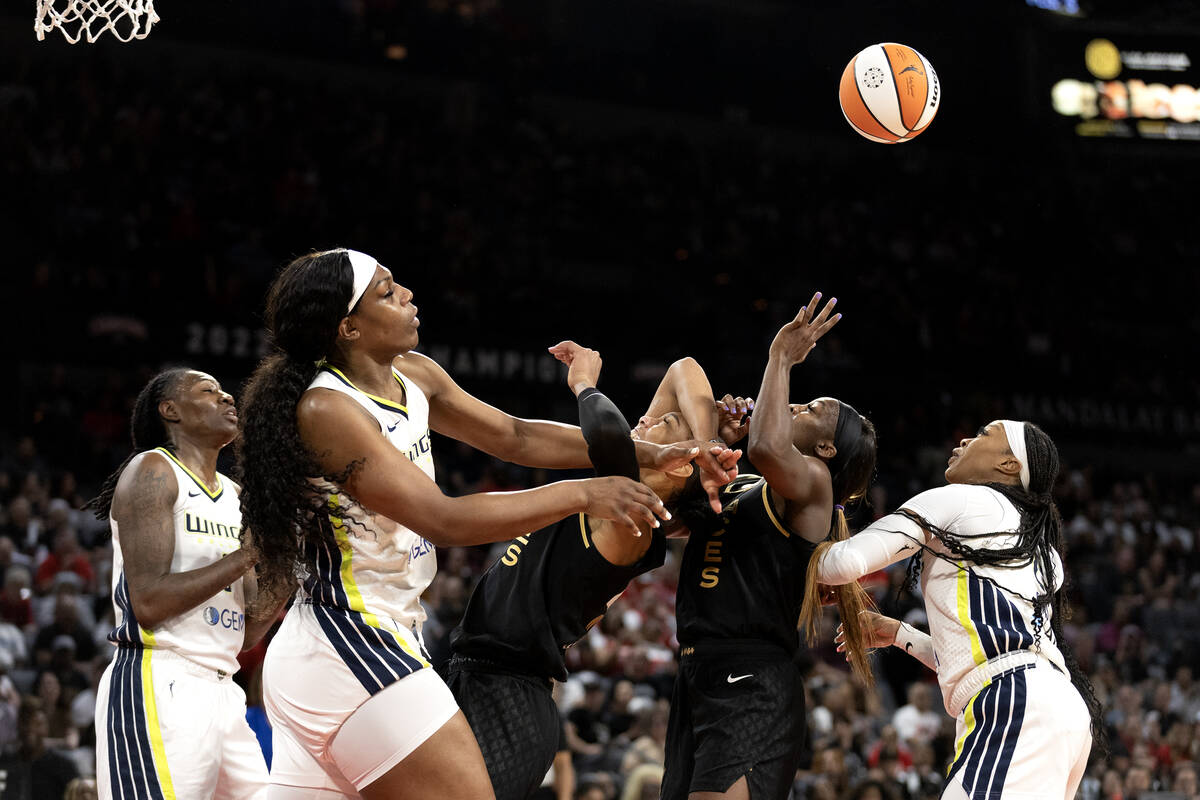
839, 43, 940, 143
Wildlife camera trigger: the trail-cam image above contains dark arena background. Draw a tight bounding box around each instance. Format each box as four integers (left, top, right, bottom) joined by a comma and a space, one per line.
2, 0, 1199, 797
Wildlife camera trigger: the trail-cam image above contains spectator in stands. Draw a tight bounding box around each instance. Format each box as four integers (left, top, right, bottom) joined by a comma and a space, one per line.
567, 680, 610, 770
0, 696, 80, 800
35, 526, 94, 594
891, 682, 942, 747
1172, 763, 1198, 798
0, 652, 18, 753
0, 566, 33, 629
33, 594, 96, 668
1124, 765, 1153, 799
0, 537, 31, 574
0, 498, 38, 554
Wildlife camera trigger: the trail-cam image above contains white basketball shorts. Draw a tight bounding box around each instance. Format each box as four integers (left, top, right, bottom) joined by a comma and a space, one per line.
95, 646, 268, 800
263, 602, 459, 796
943, 661, 1092, 800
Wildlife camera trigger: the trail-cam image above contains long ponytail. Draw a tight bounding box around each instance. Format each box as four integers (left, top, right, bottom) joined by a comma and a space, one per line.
802, 507, 876, 685
799, 402, 878, 685
236, 250, 359, 599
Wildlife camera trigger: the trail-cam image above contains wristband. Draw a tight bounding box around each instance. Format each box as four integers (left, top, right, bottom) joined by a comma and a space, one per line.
893, 621, 921, 651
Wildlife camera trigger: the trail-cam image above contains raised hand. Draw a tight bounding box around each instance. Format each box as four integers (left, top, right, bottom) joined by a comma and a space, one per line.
834, 610, 900, 659
580, 475, 671, 536
549, 340, 603, 396
716, 394, 753, 444
645, 439, 740, 514
768, 292, 842, 367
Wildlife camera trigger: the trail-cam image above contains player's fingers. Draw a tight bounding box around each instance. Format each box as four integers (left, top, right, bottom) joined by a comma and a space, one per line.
803, 292, 822, 322
628, 501, 658, 530
696, 449, 729, 483
815, 312, 843, 339
705, 484, 722, 514
618, 514, 643, 538
637, 486, 671, 522
811, 296, 837, 327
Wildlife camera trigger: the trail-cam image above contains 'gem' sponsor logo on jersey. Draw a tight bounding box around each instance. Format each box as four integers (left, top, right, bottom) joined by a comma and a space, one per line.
202, 606, 244, 631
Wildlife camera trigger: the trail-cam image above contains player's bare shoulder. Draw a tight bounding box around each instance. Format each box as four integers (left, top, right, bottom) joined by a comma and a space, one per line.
112, 449, 178, 523
392, 351, 448, 397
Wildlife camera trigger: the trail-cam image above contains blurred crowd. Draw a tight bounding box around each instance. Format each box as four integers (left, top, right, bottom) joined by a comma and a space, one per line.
1, 427, 1198, 800
1, 26, 1199, 800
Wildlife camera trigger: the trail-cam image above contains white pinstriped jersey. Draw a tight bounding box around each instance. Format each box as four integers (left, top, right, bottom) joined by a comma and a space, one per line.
895, 485, 1068, 715
107, 448, 246, 676
296, 365, 437, 692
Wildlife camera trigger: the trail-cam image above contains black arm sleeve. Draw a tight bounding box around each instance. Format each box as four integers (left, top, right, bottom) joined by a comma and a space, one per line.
577, 387, 640, 481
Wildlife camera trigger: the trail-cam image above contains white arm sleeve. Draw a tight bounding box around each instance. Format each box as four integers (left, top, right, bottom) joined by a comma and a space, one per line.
816, 485, 971, 585
893, 621, 937, 671
815, 512, 927, 585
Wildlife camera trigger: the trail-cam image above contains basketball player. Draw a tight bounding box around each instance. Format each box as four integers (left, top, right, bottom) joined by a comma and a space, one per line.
236, 250, 702, 800
445, 341, 739, 800
90, 368, 275, 800
661, 295, 878, 800
817, 421, 1102, 800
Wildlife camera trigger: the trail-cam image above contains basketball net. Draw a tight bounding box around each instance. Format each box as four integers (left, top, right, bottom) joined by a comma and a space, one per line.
35, 0, 159, 43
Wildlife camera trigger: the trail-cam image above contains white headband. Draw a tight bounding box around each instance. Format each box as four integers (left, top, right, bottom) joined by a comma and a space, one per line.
344, 249, 378, 315
998, 420, 1030, 490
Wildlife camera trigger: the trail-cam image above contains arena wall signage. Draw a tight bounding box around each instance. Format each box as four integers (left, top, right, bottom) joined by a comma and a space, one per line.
1048, 34, 1200, 140
1010, 393, 1200, 438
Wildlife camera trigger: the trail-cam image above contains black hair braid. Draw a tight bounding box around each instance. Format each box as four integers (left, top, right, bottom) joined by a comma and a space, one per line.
894, 423, 1106, 753
88, 367, 193, 522
236, 250, 365, 599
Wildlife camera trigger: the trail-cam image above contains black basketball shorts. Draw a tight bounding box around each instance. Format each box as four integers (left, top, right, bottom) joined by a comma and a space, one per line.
661, 641, 808, 800
444, 658, 561, 800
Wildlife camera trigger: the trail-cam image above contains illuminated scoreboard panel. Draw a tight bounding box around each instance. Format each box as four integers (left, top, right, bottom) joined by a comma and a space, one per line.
1043, 32, 1200, 141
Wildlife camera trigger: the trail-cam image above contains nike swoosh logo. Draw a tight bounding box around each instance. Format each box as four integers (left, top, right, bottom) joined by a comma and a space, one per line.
387, 421, 401, 432
188, 491, 202, 498
727, 673, 752, 684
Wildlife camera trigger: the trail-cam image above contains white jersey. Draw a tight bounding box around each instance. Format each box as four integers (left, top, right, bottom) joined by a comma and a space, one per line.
818, 483, 1068, 716
108, 448, 246, 676
301, 364, 437, 634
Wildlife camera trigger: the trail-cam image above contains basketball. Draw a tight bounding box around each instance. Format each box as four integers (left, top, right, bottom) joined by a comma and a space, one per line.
839, 42, 940, 142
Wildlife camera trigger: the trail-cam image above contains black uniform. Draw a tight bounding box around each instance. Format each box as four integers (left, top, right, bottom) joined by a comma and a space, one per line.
445, 388, 666, 800
661, 475, 818, 800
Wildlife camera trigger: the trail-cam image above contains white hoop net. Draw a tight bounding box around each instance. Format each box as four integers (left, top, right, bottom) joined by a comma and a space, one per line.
35, 0, 159, 43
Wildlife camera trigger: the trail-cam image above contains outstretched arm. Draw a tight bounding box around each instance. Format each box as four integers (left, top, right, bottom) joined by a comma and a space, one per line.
399, 351, 593, 469
747, 294, 842, 506
397, 350, 721, 480
113, 452, 256, 630
814, 514, 927, 584
298, 389, 671, 543
643, 357, 720, 443
551, 340, 688, 565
